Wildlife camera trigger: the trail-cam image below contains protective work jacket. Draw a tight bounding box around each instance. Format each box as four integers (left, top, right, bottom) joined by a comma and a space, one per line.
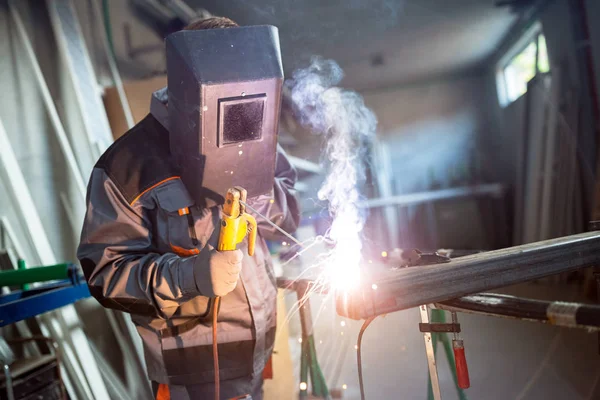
77, 90, 299, 398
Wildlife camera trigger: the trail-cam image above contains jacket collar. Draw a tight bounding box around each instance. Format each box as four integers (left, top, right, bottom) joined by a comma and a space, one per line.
150, 87, 169, 130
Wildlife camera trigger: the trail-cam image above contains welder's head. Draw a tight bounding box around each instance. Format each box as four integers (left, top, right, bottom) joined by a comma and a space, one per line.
183, 17, 239, 30
167, 17, 283, 204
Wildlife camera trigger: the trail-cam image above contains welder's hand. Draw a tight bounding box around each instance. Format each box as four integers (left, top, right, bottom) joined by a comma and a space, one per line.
194, 247, 243, 297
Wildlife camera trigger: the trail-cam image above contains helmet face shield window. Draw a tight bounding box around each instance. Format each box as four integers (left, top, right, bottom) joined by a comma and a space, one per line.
167, 26, 283, 203
219, 95, 266, 146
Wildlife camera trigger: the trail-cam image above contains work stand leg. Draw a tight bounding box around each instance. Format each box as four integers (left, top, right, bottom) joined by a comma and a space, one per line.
427, 309, 468, 400
420, 305, 442, 400
296, 287, 329, 399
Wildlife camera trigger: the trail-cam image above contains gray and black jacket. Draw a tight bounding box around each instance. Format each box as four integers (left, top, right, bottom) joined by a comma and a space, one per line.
77, 108, 299, 392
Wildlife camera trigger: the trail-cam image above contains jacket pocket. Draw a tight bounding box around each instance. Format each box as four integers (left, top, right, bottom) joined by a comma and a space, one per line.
155, 183, 200, 255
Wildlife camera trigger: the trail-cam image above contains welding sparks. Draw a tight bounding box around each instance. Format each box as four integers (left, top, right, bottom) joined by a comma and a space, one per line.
286, 57, 376, 291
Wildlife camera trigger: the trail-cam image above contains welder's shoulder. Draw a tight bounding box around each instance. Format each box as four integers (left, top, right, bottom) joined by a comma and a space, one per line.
94, 114, 179, 204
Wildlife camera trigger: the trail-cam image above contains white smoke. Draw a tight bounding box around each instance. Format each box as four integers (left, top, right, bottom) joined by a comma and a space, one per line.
286, 57, 377, 289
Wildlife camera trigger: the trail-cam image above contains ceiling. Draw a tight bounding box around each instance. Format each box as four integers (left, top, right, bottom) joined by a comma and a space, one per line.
188, 0, 521, 90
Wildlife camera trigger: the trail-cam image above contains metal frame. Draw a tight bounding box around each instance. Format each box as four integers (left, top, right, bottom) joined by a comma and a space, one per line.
47, 0, 118, 153
9, 1, 86, 200
0, 280, 91, 327
0, 117, 109, 399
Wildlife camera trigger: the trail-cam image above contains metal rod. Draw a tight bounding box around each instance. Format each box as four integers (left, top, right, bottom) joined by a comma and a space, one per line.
362, 183, 506, 209
338, 231, 600, 319
46, 0, 114, 155
0, 117, 107, 400
9, 1, 87, 199
91, 0, 135, 129
0, 264, 70, 287
435, 293, 600, 330
3, 364, 15, 400
240, 200, 304, 247
0, 119, 55, 266
420, 305, 442, 400
286, 156, 322, 174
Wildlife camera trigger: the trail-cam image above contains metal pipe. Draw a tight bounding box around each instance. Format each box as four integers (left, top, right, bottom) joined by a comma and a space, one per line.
3, 364, 15, 400
0, 264, 70, 287
361, 183, 506, 209
0, 116, 106, 400
46, 0, 114, 156
435, 293, 600, 330
0, 119, 55, 266
93, 0, 135, 129
9, 2, 87, 199
338, 231, 600, 319
287, 156, 323, 174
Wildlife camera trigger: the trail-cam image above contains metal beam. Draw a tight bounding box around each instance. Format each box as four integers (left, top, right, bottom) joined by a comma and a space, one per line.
47, 0, 116, 155
87, 0, 135, 131
337, 231, 600, 319
0, 117, 109, 400
435, 293, 600, 330
288, 155, 323, 174
362, 183, 506, 209
9, 1, 86, 199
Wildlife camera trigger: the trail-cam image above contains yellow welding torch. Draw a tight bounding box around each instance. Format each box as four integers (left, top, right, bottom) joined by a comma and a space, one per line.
218, 186, 257, 255
213, 186, 257, 400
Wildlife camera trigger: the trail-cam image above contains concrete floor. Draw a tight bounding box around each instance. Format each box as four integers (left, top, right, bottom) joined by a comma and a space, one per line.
282, 281, 600, 400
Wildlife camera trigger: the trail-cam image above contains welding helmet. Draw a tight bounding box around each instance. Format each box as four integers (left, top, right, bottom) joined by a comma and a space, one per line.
166, 25, 284, 204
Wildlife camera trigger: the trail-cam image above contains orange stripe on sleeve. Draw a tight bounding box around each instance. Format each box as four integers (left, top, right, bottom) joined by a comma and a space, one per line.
170, 244, 200, 257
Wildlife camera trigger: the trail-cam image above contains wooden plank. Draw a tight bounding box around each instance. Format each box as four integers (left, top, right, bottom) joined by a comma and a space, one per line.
263, 290, 295, 400
539, 69, 561, 240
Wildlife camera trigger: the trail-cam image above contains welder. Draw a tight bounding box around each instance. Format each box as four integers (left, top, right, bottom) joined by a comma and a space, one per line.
77, 17, 299, 400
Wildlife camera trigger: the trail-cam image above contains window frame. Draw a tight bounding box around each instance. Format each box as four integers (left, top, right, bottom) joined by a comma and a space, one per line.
496, 21, 548, 107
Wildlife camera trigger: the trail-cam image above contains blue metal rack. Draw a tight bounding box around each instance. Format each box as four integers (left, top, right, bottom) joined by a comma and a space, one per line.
0, 279, 91, 327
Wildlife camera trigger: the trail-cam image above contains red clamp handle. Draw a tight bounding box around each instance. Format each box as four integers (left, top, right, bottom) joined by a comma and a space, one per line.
453, 339, 470, 389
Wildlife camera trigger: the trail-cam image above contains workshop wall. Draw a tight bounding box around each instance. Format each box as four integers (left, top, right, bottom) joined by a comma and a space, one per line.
588, 0, 600, 100
483, 0, 600, 244
362, 72, 490, 195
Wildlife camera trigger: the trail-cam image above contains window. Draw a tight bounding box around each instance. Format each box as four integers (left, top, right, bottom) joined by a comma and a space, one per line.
497, 23, 550, 107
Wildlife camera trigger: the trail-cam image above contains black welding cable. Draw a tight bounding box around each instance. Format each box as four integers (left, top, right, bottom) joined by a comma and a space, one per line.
357, 316, 377, 400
